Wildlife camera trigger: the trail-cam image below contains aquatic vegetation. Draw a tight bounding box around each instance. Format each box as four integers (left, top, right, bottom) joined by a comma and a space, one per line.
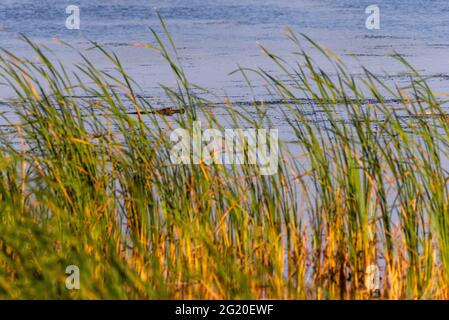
0, 17, 448, 299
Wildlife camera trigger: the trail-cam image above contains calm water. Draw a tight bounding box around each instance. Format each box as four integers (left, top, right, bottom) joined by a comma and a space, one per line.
1, 0, 449, 105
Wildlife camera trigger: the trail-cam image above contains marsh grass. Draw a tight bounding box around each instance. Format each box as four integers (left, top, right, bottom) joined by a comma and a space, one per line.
0, 17, 448, 299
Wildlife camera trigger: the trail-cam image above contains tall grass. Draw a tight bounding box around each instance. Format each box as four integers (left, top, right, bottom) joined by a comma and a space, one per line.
0, 17, 448, 299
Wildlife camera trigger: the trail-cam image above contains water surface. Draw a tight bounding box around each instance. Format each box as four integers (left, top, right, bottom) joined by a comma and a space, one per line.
1, 1, 449, 115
